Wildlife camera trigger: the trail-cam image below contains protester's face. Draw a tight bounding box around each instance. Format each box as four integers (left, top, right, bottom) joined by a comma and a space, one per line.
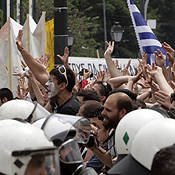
89, 117, 99, 136
45, 75, 59, 99
92, 84, 105, 104
90, 117, 109, 143
101, 95, 120, 130
25, 156, 48, 175
92, 84, 101, 96
97, 122, 109, 143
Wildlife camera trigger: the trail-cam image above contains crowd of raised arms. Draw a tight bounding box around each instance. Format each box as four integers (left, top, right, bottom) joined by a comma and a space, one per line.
0, 29, 175, 175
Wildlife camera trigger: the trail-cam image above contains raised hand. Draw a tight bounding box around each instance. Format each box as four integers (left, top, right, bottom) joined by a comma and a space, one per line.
171, 62, 175, 81
103, 69, 111, 82
162, 42, 174, 63
13, 70, 23, 77
137, 77, 150, 88
16, 30, 24, 51
104, 41, 114, 58
137, 52, 147, 67
37, 53, 50, 71
13, 61, 28, 78
113, 59, 119, 68
57, 47, 69, 67
95, 70, 105, 82
121, 58, 131, 76
155, 90, 171, 109
155, 49, 166, 67
146, 63, 173, 95
145, 62, 162, 78
83, 69, 92, 80
169, 80, 175, 90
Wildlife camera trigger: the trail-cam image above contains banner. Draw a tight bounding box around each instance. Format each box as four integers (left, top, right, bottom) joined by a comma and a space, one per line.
9, 18, 23, 92
69, 57, 138, 78
45, 19, 54, 72
0, 21, 9, 88
0, 14, 46, 94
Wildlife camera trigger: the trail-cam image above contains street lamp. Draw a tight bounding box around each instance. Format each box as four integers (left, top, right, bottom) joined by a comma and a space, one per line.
110, 22, 124, 42
68, 29, 75, 55
110, 22, 124, 58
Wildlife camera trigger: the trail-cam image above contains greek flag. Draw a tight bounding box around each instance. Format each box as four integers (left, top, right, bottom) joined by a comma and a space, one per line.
127, 0, 168, 66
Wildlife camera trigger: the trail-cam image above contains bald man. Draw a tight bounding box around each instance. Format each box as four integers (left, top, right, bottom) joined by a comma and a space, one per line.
102, 92, 133, 130
86, 92, 134, 168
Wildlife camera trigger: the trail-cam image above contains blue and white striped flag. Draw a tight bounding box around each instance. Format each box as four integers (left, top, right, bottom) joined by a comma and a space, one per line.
127, 0, 168, 66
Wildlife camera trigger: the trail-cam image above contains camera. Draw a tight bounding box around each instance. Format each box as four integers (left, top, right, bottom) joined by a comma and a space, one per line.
86, 133, 96, 147
79, 68, 93, 78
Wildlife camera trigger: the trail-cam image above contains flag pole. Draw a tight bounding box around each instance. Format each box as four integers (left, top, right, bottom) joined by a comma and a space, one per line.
27, 14, 30, 54
42, 11, 46, 56
8, 17, 12, 90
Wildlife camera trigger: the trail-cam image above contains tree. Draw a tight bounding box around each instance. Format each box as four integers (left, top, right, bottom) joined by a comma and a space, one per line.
67, 0, 100, 57
149, 0, 175, 50
68, 0, 140, 58
1, 0, 175, 58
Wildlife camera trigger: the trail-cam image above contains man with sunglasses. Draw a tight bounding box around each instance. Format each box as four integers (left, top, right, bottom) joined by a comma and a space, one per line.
92, 81, 112, 105
16, 30, 79, 115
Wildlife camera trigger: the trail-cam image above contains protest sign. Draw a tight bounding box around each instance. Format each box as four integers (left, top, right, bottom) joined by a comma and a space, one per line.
69, 57, 138, 78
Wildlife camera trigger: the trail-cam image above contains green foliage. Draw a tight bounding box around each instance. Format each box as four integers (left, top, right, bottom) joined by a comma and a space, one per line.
0, 9, 3, 27
1, 0, 175, 58
67, 0, 101, 57
36, 0, 53, 21
150, 0, 175, 49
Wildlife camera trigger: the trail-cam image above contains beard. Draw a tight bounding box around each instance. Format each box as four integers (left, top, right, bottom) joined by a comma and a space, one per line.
103, 114, 120, 130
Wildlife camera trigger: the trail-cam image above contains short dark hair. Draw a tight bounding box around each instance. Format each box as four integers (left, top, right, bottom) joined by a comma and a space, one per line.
133, 99, 146, 110
76, 89, 101, 102
95, 81, 112, 98
81, 100, 102, 119
151, 144, 175, 175
110, 88, 137, 100
0, 88, 13, 101
50, 66, 75, 92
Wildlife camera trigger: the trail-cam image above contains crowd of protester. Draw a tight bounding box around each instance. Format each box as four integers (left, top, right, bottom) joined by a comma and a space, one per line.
0, 29, 175, 175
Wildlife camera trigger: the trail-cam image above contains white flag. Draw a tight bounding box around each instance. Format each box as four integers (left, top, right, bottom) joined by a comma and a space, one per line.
23, 14, 39, 57
33, 11, 46, 57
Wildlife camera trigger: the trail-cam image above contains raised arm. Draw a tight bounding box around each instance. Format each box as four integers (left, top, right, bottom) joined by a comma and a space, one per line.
120, 58, 131, 76
108, 76, 129, 89
88, 145, 113, 168
154, 49, 168, 81
28, 70, 46, 107
154, 90, 171, 109
104, 41, 122, 77
125, 70, 142, 92
16, 30, 49, 87
57, 47, 71, 69
162, 42, 175, 81
146, 63, 173, 95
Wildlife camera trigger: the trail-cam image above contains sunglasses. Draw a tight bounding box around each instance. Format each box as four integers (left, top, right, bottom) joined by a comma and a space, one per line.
57, 65, 68, 86
101, 81, 108, 97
